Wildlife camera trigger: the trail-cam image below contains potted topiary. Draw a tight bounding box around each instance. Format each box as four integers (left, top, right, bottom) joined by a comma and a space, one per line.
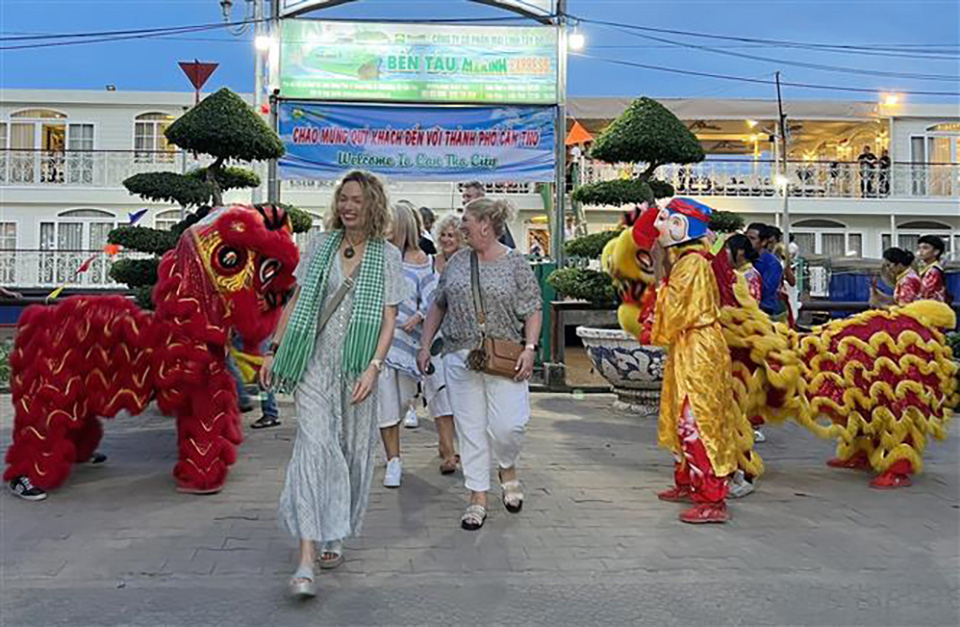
109, 88, 311, 308
561, 97, 706, 414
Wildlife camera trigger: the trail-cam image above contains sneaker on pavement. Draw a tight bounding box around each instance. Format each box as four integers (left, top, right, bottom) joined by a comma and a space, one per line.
384, 457, 403, 488
403, 408, 419, 429
753, 429, 766, 443
10, 476, 47, 501
728, 470, 755, 499
89, 452, 108, 465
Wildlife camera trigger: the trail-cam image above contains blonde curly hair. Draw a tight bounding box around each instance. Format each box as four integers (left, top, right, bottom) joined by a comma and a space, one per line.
325, 170, 391, 239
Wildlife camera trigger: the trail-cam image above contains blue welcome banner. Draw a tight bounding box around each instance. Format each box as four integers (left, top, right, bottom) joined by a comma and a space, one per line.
278, 103, 556, 183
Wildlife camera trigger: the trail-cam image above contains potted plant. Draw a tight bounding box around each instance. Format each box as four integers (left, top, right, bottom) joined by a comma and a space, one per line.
557, 97, 707, 413
108, 88, 312, 309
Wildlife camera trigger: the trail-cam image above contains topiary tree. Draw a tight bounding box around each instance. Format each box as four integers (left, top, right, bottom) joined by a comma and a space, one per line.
575, 97, 704, 206
109, 88, 305, 308
709, 210, 745, 234
549, 97, 705, 305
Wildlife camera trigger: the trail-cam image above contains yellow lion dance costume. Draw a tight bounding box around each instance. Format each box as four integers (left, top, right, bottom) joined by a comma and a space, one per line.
610, 203, 957, 489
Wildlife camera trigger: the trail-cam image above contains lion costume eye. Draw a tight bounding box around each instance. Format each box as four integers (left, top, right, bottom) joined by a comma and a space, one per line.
259, 258, 281, 287
214, 245, 248, 275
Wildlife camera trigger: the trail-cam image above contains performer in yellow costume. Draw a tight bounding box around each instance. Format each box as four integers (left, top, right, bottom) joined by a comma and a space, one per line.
650, 198, 760, 524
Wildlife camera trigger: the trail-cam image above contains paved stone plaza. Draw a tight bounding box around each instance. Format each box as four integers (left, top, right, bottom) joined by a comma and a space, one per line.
1, 393, 958, 626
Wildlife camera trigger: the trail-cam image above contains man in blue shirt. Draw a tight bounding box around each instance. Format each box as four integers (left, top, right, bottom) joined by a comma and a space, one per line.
746, 223, 785, 319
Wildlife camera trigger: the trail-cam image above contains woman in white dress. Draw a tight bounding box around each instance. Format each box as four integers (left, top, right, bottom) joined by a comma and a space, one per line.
262, 170, 408, 598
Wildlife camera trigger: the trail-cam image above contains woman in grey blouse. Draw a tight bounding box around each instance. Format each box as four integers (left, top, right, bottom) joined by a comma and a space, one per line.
418, 198, 542, 531
262, 171, 409, 598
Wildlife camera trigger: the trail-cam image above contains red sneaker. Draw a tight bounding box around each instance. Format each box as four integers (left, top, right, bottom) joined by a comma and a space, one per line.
658, 485, 692, 502
679, 502, 729, 524
826, 455, 870, 470
869, 472, 912, 489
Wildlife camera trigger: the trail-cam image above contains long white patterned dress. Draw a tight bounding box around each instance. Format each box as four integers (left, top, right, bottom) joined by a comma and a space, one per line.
278, 233, 408, 543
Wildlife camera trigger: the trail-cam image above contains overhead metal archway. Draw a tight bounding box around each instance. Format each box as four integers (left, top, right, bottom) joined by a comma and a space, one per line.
278, 0, 558, 24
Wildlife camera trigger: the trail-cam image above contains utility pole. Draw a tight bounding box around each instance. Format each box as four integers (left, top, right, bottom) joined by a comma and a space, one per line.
553, 0, 568, 267
775, 71, 790, 244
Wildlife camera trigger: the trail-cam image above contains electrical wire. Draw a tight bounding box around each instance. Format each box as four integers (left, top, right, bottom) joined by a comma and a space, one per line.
572, 16, 960, 61
0, 21, 266, 51
571, 52, 960, 97
594, 23, 960, 83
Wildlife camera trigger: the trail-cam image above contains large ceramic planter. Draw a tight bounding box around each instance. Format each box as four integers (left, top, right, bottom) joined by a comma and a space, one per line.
576, 326, 666, 416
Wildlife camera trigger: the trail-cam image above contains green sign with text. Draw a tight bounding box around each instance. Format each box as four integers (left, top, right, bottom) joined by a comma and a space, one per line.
280, 20, 559, 104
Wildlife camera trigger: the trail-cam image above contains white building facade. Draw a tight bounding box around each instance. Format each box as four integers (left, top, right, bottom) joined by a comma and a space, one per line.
0, 89, 957, 289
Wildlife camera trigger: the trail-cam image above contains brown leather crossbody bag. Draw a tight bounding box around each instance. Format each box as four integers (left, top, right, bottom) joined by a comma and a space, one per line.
466, 251, 524, 379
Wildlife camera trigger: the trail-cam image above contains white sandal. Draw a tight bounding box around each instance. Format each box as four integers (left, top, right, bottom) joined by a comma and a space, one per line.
318, 540, 344, 570
289, 564, 317, 598
501, 479, 524, 513
460, 504, 487, 531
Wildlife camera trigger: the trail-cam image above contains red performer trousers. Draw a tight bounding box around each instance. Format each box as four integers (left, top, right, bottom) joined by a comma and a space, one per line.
673, 399, 728, 504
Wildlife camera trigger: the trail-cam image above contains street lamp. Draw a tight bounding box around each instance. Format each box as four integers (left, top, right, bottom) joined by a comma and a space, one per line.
568, 30, 585, 52
255, 34, 276, 51
219, 0, 257, 36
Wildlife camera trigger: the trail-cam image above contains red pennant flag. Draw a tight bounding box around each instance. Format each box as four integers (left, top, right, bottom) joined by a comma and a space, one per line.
77, 255, 97, 275
179, 61, 219, 91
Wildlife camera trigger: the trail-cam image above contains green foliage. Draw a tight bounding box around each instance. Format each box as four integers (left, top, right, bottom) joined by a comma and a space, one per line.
284, 206, 314, 234
165, 88, 284, 162
253, 203, 315, 234
133, 286, 154, 310
573, 179, 654, 207
648, 179, 676, 200
108, 226, 179, 255
186, 165, 260, 191
589, 97, 705, 167
124, 172, 215, 208
109, 258, 160, 288
565, 229, 621, 260
709, 210, 745, 234
546, 267, 617, 305
946, 332, 960, 358
0, 338, 12, 388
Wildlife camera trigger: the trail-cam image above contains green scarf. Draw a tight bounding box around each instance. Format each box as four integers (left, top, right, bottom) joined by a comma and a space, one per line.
271, 230, 385, 393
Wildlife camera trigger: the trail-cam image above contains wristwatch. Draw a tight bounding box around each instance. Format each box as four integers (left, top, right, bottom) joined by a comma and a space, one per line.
370, 359, 384, 373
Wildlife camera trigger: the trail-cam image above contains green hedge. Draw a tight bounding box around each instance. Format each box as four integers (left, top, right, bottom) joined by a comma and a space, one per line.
109, 257, 160, 288
186, 165, 261, 191
166, 88, 284, 162
590, 97, 705, 167
573, 179, 654, 207
565, 229, 622, 259
546, 267, 617, 305
124, 172, 215, 208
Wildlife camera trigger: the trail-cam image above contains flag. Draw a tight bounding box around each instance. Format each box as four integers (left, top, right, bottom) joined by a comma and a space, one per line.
128, 209, 148, 225
77, 255, 97, 274
46, 286, 66, 302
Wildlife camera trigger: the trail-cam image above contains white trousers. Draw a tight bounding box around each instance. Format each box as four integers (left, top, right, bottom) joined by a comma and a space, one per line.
444, 350, 530, 493
378, 366, 418, 429
423, 354, 453, 418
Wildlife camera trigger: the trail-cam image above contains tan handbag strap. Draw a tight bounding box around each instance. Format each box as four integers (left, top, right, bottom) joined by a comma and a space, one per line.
469, 251, 486, 331
316, 261, 363, 337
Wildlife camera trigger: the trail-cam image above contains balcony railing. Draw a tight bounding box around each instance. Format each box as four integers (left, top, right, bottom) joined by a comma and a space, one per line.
0, 249, 151, 289
0, 149, 184, 188
579, 159, 960, 200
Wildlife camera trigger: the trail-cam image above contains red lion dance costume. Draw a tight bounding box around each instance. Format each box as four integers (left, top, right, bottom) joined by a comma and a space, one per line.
625, 200, 958, 492
4, 205, 299, 497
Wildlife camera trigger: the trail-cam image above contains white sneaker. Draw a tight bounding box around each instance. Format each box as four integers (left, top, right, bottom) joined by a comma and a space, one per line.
728, 470, 756, 499
384, 457, 403, 488
753, 429, 766, 443
403, 408, 419, 429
